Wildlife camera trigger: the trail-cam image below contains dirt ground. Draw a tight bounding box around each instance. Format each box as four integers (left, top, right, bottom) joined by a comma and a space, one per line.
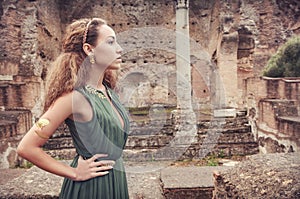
0, 168, 27, 185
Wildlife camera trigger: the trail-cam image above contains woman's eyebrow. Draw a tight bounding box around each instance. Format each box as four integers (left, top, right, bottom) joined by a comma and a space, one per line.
107, 36, 116, 40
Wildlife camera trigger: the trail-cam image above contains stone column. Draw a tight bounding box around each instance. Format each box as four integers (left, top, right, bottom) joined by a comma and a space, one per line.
175, 0, 192, 110
218, 32, 239, 108
162, 0, 197, 160
216, 13, 239, 108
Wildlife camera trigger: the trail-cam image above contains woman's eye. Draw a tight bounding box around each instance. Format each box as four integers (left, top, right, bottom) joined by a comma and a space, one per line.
108, 40, 114, 45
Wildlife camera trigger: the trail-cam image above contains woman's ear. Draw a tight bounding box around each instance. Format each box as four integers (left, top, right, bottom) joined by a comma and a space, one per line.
82, 43, 93, 56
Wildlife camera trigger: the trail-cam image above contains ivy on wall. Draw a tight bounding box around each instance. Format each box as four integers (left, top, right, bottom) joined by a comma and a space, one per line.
263, 36, 300, 77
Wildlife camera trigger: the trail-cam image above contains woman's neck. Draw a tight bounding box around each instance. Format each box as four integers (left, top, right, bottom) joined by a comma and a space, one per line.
86, 68, 106, 90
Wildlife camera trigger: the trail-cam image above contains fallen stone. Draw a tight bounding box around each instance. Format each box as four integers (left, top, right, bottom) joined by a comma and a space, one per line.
161, 166, 232, 199
213, 152, 300, 199
125, 161, 171, 199
213, 109, 236, 118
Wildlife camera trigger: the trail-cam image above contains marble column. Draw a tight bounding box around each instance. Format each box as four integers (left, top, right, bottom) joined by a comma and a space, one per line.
175, 0, 192, 110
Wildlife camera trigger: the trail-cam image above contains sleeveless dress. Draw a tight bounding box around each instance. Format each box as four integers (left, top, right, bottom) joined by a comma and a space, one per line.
59, 85, 130, 199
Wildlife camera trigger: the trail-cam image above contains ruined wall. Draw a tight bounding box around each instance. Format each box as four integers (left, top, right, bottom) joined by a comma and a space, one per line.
245, 77, 300, 154
0, 0, 61, 168
215, 0, 299, 107
55, 0, 300, 109
1, 0, 299, 111
0, 0, 61, 115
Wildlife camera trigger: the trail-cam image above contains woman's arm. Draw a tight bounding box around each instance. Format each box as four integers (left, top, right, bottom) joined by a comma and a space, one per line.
17, 92, 114, 181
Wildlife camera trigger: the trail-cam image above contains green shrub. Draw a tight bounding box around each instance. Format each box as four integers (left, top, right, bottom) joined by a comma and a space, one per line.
263, 36, 300, 77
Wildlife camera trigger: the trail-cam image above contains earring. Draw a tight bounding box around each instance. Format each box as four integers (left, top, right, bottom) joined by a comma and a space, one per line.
89, 53, 95, 64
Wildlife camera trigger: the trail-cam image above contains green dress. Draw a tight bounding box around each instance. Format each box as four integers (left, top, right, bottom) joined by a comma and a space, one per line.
59, 85, 130, 199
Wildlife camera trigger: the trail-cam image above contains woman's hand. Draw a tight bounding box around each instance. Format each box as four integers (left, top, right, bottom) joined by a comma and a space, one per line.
73, 154, 115, 181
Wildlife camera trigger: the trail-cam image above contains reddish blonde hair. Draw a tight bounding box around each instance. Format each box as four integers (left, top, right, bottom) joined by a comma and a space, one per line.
44, 18, 117, 110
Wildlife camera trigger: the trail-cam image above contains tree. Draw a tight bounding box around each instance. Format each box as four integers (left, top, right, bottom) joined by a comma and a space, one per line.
263, 36, 300, 77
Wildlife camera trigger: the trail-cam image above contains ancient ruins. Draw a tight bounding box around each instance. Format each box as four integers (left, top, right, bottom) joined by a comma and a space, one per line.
0, 0, 299, 198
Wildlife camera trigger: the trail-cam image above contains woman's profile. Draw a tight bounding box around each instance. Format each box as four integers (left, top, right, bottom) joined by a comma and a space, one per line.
17, 18, 130, 199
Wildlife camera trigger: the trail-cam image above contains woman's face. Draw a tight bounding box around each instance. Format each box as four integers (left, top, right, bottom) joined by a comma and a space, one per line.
92, 25, 123, 70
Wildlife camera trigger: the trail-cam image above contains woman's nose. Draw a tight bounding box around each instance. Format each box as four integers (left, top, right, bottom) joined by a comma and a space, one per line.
117, 43, 123, 54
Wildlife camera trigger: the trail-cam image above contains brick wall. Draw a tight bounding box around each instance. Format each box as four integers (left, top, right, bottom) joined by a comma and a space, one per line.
245, 77, 300, 153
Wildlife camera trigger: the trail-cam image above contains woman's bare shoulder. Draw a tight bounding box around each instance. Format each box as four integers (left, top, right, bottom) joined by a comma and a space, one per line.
49, 90, 91, 118
54, 90, 85, 104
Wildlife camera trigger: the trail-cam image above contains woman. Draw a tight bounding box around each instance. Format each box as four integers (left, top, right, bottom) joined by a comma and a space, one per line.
17, 18, 130, 199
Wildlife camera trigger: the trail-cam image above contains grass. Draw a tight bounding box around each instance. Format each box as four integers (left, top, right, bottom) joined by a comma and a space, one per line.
171, 153, 247, 167
17, 161, 34, 169
206, 156, 219, 166
127, 105, 176, 116
128, 107, 150, 116
171, 155, 221, 167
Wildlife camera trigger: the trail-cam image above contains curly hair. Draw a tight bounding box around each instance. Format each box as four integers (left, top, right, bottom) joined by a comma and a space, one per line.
44, 18, 118, 111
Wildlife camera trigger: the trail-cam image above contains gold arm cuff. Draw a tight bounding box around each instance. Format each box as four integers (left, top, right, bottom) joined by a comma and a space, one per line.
35, 118, 50, 128
34, 130, 49, 139
34, 118, 50, 139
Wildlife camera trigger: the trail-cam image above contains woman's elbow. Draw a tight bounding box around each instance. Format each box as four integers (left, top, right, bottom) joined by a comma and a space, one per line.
16, 142, 26, 158
17, 140, 32, 159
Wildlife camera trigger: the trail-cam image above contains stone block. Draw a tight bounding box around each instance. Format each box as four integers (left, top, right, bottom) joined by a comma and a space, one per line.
0, 110, 32, 137
162, 166, 232, 199
213, 109, 236, 118
125, 135, 173, 149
